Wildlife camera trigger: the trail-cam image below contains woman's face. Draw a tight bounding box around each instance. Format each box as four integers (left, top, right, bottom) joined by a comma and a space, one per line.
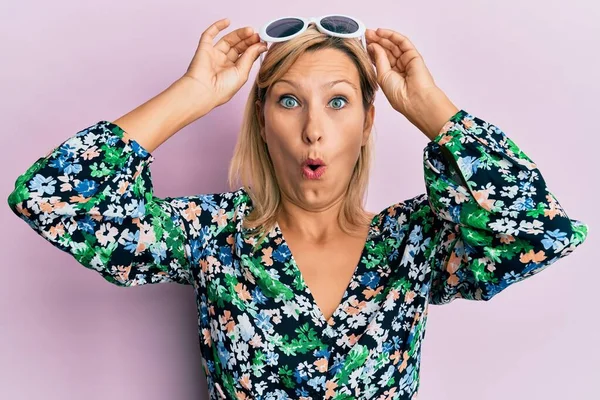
257, 48, 375, 212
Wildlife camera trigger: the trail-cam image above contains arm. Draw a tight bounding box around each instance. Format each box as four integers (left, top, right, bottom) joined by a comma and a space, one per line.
7, 19, 267, 287
112, 77, 215, 153
7, 119, 235, 287
6, 78, 236, 287
421, 109, 588, 304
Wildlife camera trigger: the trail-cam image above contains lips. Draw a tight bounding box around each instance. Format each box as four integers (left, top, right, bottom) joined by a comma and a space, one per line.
301, 158, 327, 179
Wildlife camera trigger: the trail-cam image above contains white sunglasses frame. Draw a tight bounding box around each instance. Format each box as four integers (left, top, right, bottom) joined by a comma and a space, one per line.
257, 14, 367, 64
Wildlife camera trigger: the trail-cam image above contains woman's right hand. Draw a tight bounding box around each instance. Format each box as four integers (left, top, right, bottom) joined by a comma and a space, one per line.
181, 18, 267, 109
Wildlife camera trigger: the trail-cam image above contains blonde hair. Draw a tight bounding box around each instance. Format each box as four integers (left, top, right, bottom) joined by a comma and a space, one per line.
228, 26, 379, 243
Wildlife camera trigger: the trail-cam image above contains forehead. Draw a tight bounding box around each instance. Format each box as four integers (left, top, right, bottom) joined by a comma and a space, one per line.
273, 48, 360, 91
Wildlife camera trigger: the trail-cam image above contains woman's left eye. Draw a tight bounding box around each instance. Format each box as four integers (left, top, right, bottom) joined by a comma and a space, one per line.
329, 97, 348, 109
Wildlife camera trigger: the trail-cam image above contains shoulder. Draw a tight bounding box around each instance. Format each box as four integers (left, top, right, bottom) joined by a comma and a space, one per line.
201, 186, 252, 219
372, 192, 435, 235
164, 187, 252, 229
375, 192, 431, 222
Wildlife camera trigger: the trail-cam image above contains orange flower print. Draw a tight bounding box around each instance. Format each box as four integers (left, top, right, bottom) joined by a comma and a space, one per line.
115, 265, 131, 282
236, 391, 248, 400
235, 283, 252, 302
39, 201, 53, 213
376, 387, 398, 400
212, 208, 228, 228
473, 189, 495, 211
344, 299, 366, 316
183, 201, 202, 222
117, 180, 129, 195
48, 223, 65, 239
390, 349, 401, 364
387, 205, 397, 217
445, 250, 462, 275
363, 286, 383, 299
437, 134, 452, 145
15, 203, 31, 218
202, 328, 212, 346
239, 374, 252, 391
520, 249, 547, 264
200, 259, 209, 273
314, 357, 328, 373
544, 193, 565, 220
498, 233, 516, 244
81, 146, 100, 160
325, 380, 338, 399
69, 194, 90, 203
397, 351, 409, 373
261, 247, 273, 266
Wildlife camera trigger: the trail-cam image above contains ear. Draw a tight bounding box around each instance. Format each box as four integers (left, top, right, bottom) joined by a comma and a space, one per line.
255, 100, 266, 142
362, 104, 375, 146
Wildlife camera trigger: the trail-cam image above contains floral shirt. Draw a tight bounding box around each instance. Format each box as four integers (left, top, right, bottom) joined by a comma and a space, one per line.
7, 109, 588, 399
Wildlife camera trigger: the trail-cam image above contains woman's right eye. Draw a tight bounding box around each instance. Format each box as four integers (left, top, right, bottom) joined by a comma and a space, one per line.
278, 95, 299, 109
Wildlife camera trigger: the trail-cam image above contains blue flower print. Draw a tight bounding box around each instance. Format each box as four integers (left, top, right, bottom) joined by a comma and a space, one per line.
77, 215, 97, 234
273, 243, 291, 263
29, 174, 56, 195
541, 229, 568, 251
457, 155, 481, 180
361, 271, 380, 289
74, 179, 98, 197
255, 311, 273, 331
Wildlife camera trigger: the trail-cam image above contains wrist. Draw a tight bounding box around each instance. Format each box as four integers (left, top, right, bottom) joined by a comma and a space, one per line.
407, 88, 460, 141
171, 77, 216, 121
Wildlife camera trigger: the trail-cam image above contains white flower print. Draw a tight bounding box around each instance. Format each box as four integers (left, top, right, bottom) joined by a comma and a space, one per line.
489, 217, 519, 235
95, 222, 119, 246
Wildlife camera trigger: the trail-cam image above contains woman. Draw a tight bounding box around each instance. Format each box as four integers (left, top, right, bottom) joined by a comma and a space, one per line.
7, 16, 588, 400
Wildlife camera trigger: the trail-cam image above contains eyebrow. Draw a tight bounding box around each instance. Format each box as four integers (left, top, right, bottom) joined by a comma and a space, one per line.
273, 79, 359, 93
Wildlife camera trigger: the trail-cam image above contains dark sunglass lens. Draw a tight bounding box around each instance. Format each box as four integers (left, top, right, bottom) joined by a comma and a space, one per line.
266, 18, 304, 38
320, 16, 359, 34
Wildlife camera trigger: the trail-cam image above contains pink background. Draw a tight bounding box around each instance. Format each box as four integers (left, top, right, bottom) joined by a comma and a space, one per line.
1, 1, 597, 399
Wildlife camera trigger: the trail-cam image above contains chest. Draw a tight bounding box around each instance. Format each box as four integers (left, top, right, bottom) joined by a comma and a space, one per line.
282, 230, 368, 323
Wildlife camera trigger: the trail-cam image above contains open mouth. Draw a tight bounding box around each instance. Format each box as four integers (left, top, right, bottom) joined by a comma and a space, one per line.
302, 158, 327, 179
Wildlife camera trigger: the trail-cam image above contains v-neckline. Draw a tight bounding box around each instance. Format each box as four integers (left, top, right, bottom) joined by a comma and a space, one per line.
273, 213, 381, 329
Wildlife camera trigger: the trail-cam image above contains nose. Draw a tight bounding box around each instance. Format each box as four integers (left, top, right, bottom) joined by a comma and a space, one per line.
302, 113, 324, 144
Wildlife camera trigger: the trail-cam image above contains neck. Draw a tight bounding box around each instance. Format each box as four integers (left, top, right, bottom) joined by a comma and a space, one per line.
277, 192, 346, 243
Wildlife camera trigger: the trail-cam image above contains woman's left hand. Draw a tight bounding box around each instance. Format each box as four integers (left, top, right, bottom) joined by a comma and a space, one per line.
365, 28, 459, 139
365, 28, 438, 114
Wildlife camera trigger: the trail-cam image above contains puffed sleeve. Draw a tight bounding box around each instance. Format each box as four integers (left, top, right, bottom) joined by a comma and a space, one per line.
422, 109, 588, 305
7, 121, 232, 287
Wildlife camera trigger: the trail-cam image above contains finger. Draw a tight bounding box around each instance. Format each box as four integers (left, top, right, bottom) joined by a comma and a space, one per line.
366, 30, 401, 58
400, 49, 427, 74
373, 37, 402, 58
235, 42, 267, 79
382, 46, 399, 71
375, 28, 418, 54
225, 32, 261, 62
215, 26, 256, 54
368, 43, 391, 79
365, 28, 377, 44
373, 42, 400, 73
200, 18, 231, 45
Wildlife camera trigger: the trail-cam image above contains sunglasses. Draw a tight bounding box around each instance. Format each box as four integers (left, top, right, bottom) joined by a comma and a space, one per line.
257, 14, 367, 64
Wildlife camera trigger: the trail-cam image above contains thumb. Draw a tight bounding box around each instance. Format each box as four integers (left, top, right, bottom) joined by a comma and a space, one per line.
368, 43, 391, 82
236, 42, 267, 80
